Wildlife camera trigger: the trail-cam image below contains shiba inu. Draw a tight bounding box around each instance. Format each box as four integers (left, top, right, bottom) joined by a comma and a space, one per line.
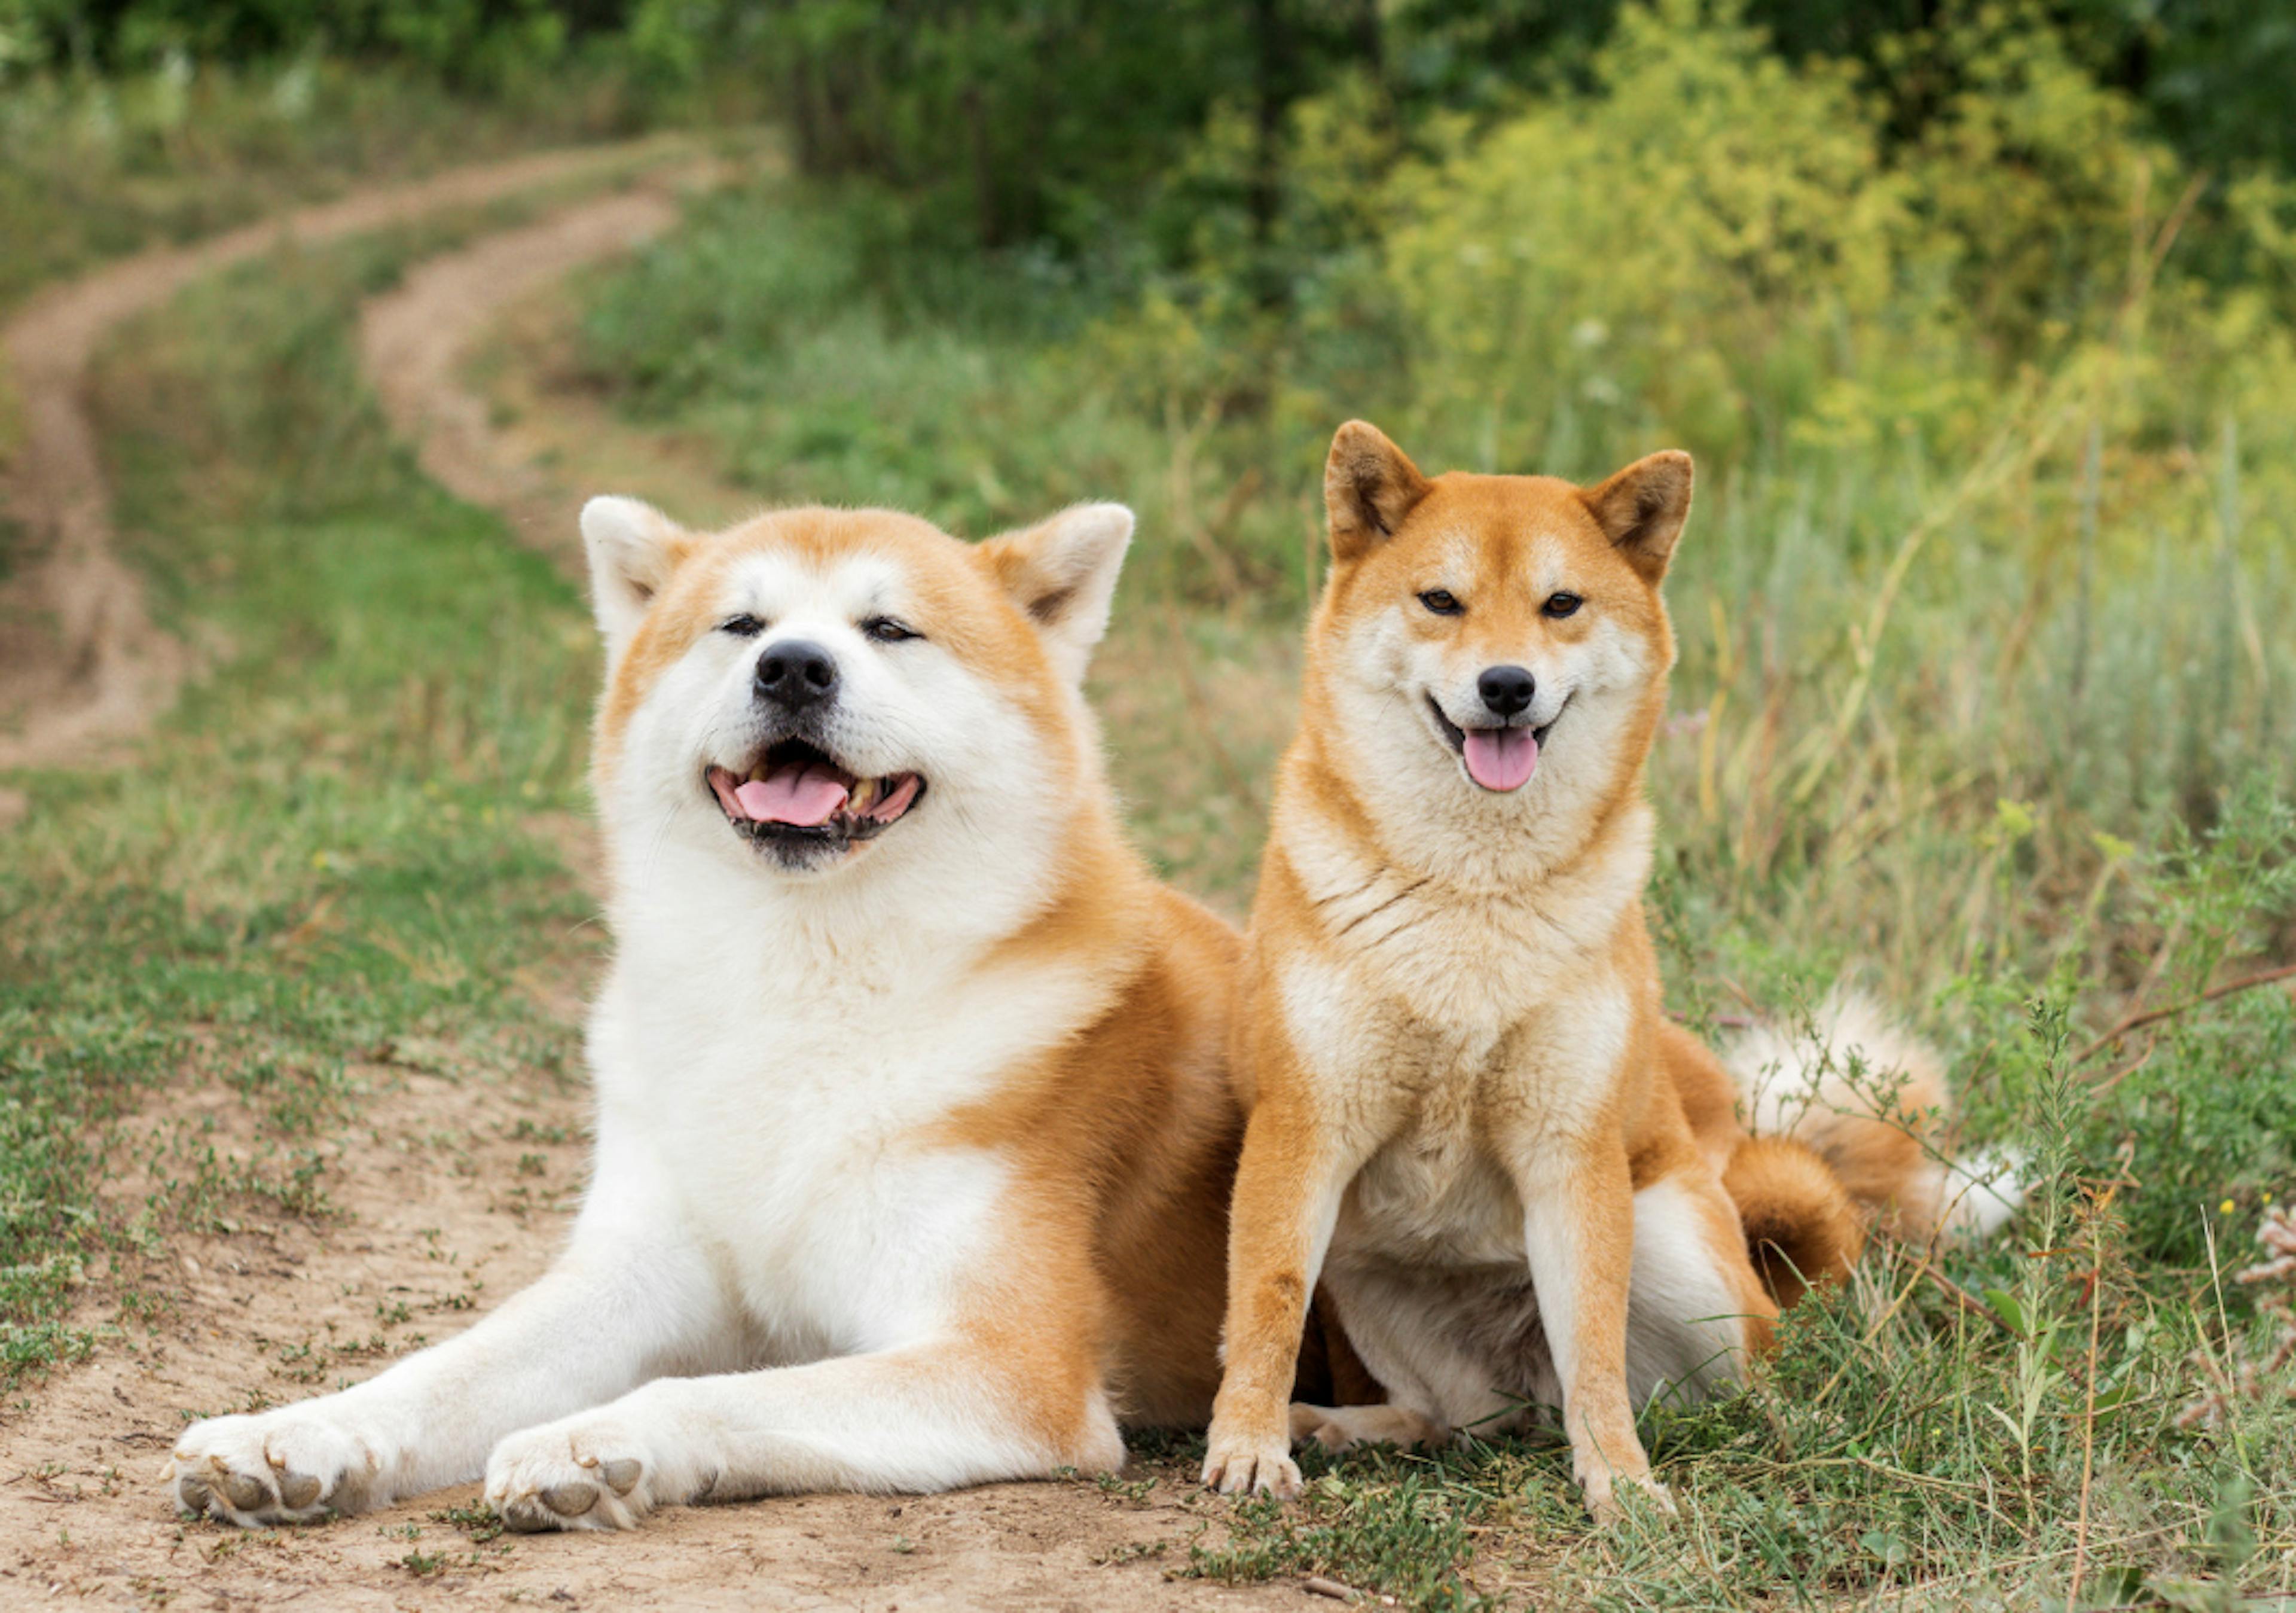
166, 497, 1248, 1529
1201, 423, 2018, 1519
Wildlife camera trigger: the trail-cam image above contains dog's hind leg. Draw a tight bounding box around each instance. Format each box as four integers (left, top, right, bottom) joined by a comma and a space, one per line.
1303, 1263, 1543, 1448
482, 1337, 1125, 1530
168, 1155, 734, 1525
1289, 1401, 1446, 1453
1625, 1170, 1778, 1410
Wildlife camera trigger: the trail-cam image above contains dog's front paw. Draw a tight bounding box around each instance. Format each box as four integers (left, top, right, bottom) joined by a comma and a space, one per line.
167, 1404, 394, 1526
1201, 1420, 1302, 1501
485, 1418, 659, 1533
1581, 1468, 1677, 1527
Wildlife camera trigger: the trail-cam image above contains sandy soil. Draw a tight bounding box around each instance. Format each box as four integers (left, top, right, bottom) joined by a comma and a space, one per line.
0, 153, 1309, 1611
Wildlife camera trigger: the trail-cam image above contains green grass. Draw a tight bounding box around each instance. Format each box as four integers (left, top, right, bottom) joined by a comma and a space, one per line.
0, 215, 605, 1387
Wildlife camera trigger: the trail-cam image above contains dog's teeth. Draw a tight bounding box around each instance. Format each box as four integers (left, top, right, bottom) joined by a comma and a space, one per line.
848, 777, 878, 812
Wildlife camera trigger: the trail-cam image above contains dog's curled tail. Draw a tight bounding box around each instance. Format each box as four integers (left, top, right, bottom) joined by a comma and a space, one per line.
1724, 1133, 1864, 1308
1723, 992, 2024, 1248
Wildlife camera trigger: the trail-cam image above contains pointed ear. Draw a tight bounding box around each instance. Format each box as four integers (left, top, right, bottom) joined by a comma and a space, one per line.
1582, 451, 1694, 584
1326, 419, 1433, 563
581, 496, 691, 652
977, 502, 1134, 685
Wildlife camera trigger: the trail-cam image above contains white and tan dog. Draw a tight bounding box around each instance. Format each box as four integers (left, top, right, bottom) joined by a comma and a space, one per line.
1201, 423, 2019, 1519
166, 497, 1247, 1529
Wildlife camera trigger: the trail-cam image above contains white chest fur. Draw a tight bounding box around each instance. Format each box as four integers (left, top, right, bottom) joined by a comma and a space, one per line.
1305, 972, 1635, 1274
1278, 807, 1645, 1276
583, 868, 1106, 1366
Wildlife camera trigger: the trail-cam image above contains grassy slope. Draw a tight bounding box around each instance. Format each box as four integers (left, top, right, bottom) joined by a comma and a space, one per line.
0, 217, 604, 1389
558, 175, 2296, 1607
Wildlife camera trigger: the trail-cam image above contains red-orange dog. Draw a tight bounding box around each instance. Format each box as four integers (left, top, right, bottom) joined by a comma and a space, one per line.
1202, 423, 2017, 1518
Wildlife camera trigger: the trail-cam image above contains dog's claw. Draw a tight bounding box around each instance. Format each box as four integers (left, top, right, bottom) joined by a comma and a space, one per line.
1586, 1473, 1677, 1527
1202, 1433, 1303, 1502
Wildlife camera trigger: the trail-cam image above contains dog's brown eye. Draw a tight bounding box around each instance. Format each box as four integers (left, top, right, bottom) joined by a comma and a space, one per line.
1418, 590, 1464, 617
1543, 592, 1583, 619
720, 614, 765, 638
862, 616, 921, 644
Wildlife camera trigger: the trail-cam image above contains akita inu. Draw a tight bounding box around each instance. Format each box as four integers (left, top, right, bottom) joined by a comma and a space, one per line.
1201, 423, 2017, 1518
167, 498, 1247, 1529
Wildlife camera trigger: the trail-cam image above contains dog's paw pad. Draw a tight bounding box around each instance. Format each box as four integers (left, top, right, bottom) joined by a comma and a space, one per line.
218, 1470, 273, 1513
168, 1407, 388, 1526
541, 1481, 599, 1518
501, 1497, 568, 1535
485, 1423, 655, 1533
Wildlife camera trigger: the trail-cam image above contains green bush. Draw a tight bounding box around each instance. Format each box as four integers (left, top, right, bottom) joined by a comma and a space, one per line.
1390, 0, 1906, 468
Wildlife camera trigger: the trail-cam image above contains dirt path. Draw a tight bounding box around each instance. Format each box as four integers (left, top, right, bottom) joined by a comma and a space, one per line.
0, 136, 687, 773
359, 172, 718, 571
0, 151, 1299, 1611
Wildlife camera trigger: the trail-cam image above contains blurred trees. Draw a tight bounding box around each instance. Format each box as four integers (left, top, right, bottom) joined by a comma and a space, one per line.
0, 0, 603, 85
8, 1, 2289, 246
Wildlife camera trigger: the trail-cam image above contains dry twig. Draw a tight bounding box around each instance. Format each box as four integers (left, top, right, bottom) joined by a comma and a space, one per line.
2072, 961, 2296, 1070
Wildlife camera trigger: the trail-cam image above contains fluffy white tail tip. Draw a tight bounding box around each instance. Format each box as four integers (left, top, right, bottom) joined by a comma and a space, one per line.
1935, 1147, 2028, 1241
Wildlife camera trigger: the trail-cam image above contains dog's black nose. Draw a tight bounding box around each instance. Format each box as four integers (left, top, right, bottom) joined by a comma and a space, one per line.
1477, 664, 1536, 718
755, 640, 839, 707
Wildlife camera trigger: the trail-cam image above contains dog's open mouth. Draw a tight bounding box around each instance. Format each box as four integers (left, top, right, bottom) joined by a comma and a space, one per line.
706, 739, 926, 851
1427, 696, 1566, 794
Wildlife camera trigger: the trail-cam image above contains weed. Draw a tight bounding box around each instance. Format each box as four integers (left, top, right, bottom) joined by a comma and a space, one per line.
430, 1499, 508, 1545
396, 1545, 450, 1576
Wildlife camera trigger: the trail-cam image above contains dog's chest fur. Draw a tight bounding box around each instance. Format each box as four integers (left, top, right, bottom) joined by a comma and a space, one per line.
1280, 813, 1645, 1273
587, 896, 1106, 1364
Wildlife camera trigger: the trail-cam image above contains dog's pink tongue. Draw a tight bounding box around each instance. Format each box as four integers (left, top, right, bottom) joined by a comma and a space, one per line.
732, 764, 849, 826
1463, 727, 1538, 792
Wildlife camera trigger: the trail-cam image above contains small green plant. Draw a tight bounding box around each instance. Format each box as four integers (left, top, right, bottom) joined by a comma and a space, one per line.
430, 1500, 508, 1545
397, 1545, 450, 1577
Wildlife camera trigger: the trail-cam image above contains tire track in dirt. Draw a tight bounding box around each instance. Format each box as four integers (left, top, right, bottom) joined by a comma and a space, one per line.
0, 149, 1294, 1610
0, 136, 686, 774
359, 173, 713, 572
